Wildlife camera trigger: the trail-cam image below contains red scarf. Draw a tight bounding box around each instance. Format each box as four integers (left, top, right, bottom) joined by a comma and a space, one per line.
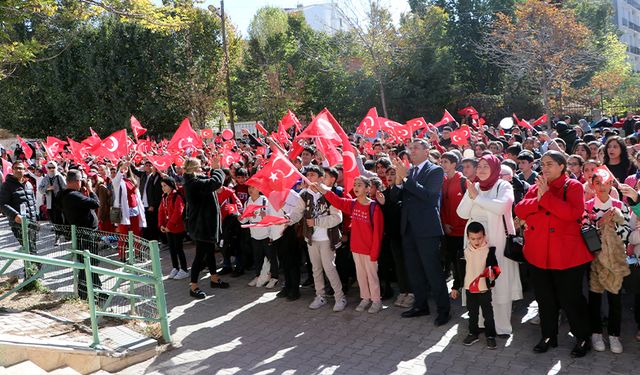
478, 154, 501, 191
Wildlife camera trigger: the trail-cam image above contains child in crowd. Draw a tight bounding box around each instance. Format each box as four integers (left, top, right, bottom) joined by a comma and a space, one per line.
457, 222, 501, 349
240, 185, 278, 288
314, 176, 385, 313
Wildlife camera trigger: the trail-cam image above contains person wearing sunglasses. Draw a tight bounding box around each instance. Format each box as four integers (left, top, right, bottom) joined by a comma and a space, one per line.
37, 161, 66, 245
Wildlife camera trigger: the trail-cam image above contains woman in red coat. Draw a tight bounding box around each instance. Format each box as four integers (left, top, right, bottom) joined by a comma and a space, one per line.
158, 177, 188, 280
514, 151, 593, 358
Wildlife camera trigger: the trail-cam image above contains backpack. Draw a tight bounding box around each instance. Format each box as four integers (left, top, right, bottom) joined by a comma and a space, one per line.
350, 200, 377, 228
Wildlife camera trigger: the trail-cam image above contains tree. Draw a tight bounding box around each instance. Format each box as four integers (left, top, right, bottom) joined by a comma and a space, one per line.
480, 0, 600, 125
334, 0, 398, 118
0, 0, 191, 79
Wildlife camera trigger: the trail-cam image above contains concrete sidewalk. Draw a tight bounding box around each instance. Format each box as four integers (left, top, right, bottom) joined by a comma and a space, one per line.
117, 243, 640, 375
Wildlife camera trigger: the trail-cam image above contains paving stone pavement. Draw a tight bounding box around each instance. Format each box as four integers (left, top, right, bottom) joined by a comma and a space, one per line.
115, 242, 640, 375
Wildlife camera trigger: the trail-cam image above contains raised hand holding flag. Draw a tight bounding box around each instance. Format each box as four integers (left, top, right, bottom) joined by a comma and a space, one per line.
245, 149, 304, 211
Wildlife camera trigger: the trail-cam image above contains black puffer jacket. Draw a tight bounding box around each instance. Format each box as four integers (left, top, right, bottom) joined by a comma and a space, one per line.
0, 174, 38, 222
184, 170, 225, 243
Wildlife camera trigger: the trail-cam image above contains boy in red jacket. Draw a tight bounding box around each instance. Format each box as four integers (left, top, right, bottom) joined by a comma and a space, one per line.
313, 176, 385, 313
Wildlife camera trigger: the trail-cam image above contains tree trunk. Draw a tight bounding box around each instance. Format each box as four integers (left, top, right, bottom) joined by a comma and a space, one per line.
541, 79, 551, 130
377, 72, 388, 118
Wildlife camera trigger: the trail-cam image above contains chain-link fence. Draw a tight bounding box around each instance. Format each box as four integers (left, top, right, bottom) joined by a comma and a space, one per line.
0, 218, 170, 346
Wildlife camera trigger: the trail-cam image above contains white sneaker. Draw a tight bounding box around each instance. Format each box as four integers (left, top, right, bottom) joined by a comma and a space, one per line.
265, 278, 279, 289
168, 268, 179, 279
174, 269, 189, 280
529, 314, 540, 325
368, 301, 383, 314
609, 335, 623, 354
256, 273, 270, 287
393, 293, 407, 307
591, 333, 605, 352
309, 296, 327, 309
248, 277, 259, 287
333, 296, 347, 312
355, 299, 371, 312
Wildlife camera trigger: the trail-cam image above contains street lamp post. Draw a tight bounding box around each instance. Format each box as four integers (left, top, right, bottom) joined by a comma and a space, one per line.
209, 1, 235, 136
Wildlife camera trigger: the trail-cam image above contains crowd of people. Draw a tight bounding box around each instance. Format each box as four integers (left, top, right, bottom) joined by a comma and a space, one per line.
1, 110, 640, 358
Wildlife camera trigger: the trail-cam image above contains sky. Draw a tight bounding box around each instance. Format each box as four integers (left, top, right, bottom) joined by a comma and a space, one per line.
201, 0, 411, 38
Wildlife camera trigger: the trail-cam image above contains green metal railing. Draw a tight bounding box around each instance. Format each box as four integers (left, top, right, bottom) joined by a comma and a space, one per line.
0, 218, 171, 347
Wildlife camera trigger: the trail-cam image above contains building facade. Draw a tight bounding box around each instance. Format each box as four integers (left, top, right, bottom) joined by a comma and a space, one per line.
284, 2, 347, 35
613, 0, 640, 72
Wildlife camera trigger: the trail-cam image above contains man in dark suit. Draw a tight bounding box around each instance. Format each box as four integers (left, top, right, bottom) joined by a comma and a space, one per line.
132, 161, 163, 241
393, 139, 451, 326
61, 169, 102, 300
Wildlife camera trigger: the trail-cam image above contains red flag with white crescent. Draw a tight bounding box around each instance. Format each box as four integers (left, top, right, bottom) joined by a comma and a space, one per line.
147, 153, 173, 171
168, 118, 203, 152
45, 136, 67, 159
2, 158, 12, 181
356, 107, 379, 137
245, 149, 304, 211
91, 129, 128, 160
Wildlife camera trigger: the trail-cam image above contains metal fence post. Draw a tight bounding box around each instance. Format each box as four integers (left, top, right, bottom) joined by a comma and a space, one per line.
20, 218, 33, 278
128, 231, 135, 314
83, 250, 100, 348
149, 240, 171, 343
71, 225, 78, 296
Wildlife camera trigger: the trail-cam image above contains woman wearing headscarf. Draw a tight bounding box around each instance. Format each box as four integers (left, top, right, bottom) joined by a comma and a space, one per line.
515, 151, 593, 358
457, 154, 522, 337
183, 157, 229, 299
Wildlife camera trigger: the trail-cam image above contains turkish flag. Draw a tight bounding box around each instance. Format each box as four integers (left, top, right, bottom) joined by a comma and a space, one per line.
136, 138, 152, 153
468, 265, 501, 293
16, 136, 32, 160
221, 149, 242, 168
288, 140, 304, 161
324, 109, 359, 194
531, 114, 548, 127
256, 122, 268, 136
406, 117, 427, 132
356, 107, 379, 137
96, 129, 129, 159
450, 128, 470, 146
478, 117, 486, 126
246, 149, 304, 211
281, 109, 302, 132
147, 153, 173, 171
45, 137, 67, 159
277, 122, 292, 142
168, 118, 203, 152
67, 138, 87, 163
2, 158, 12, 181
296, 109, 341, 143
315, 137, 342, 166
81, 129, 101, 148
458, 106, 479, 120
240, 203, 266, 220
593, 165, 616, 184
201, 128, 213, 139
364, 141, 376, 155
513, 114, 534, 130
130, 115, 147, 139
434, 109, 456, 127
241, 215, 289, 228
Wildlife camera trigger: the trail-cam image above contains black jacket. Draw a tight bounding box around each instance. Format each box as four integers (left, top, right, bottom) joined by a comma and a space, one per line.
61, 189, 99, 229
382, 185, 402, 240
184, 170, 225, 243
132, 169, 163, 209
0, 174, 37, 222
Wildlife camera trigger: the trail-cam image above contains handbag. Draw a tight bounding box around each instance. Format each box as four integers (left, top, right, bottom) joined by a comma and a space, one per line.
502, 215, 526, 263
109, 185, 123, 224
581, 225, 602, 253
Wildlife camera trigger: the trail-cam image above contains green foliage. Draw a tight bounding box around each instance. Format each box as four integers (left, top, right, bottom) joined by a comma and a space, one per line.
0, 9, 232, 138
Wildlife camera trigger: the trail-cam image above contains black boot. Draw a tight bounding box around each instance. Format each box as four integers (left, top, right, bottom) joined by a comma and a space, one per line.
533, 337, 558, 353
570, 339, 590, 358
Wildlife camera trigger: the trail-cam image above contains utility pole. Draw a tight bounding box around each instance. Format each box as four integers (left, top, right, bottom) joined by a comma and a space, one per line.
210, 1, 235, 135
